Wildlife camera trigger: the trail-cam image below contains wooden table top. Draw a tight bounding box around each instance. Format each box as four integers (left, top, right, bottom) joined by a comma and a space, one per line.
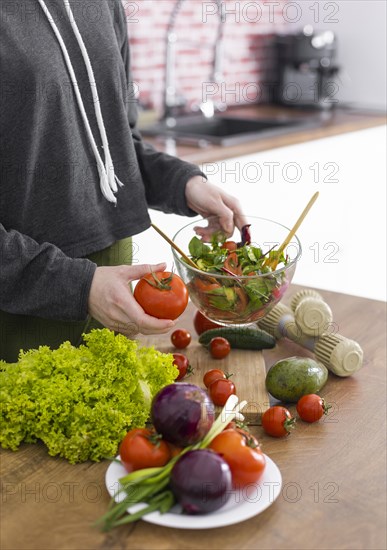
1, 286, 386, 550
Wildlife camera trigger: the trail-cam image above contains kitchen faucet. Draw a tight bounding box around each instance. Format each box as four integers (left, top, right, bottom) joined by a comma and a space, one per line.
163, 0, 225, 124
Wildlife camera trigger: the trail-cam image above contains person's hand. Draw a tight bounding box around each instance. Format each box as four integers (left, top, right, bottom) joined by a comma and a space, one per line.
185, 176, 248, 240
88, 262, 175, 337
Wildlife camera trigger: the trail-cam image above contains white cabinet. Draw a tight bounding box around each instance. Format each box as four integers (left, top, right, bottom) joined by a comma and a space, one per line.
136, 125, 386, 301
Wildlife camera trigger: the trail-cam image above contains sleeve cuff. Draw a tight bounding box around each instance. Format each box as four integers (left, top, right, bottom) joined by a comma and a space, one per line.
77, 260, 98, 320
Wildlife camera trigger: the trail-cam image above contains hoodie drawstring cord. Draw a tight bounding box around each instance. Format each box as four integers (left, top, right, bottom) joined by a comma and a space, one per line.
36, 0, 123, 204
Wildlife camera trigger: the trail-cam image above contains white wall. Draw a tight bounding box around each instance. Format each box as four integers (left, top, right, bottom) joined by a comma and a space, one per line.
291, 0, 387, 110
134, 125, 387, 301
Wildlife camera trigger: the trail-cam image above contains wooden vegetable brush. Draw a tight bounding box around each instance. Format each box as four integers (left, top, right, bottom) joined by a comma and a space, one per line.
257, 291, 364, 377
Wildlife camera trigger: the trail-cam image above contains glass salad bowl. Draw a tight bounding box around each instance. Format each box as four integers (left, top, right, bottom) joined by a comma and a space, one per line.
172, 216, 301, 326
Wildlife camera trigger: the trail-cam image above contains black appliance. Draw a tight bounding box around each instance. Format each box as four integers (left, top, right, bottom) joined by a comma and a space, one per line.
274, 27, 340, 109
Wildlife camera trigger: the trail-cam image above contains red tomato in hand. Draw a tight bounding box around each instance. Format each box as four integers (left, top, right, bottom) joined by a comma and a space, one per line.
209, 337, 231, 359
171, 329, 191, 349
134, 271, 188, 320
296, 394, 331, 423
203, 368, 226, 388
193, 310, 222, 335
172, 353, 192, 381
210, 429, 266, 488
119, 428, 171, 473
209, 378, 236, 406
261, 406, 295, 438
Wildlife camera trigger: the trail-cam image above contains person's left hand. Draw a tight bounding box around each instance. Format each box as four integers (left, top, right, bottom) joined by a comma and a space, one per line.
185, 175, 248, 239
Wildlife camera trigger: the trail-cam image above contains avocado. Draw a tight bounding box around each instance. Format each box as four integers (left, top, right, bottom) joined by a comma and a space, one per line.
266, 356, 328, 403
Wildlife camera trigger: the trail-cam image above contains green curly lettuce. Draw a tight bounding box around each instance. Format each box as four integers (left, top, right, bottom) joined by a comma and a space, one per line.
0, 329, 177, 463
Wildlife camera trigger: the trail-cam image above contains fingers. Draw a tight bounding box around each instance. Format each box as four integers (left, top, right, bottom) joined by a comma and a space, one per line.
126, 262, 167, 282
193, 189, 249, 241
221, 193, 249, 232
102, 306, 175, 338
193, 216, 225, 242
186, 177, 249, 237
88, 265, 176, 339
106, 316, 174, 338
201, 185, 248, 235
116, 292, 175, 336
137, 316, 175, 335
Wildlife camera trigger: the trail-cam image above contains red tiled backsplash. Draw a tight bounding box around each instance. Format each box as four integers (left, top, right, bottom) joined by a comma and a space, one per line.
123, 0, 288, 113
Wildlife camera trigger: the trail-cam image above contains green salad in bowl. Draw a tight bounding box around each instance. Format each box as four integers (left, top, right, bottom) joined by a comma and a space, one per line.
172, 216, 301, 325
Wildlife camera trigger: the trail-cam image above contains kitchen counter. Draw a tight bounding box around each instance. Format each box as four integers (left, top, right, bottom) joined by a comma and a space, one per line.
1, 286, 386, 550
142, 105, 386, 164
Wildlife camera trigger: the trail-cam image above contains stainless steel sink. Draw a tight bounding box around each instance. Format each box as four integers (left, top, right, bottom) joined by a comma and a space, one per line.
140, 114, 320, 147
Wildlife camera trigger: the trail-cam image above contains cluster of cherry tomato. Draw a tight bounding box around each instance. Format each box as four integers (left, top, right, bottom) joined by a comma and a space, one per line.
169, 311, 330, 439
203, 369, 236, 407
169, 312, 231, 384
261, 395, 331, 438
171, 327, 230, 359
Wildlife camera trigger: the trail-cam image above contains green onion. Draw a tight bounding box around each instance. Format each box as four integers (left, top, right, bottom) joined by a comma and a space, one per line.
95, 395, 247, 531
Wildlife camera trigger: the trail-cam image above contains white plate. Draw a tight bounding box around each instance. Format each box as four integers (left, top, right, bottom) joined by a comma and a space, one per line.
105, 455, 282, 530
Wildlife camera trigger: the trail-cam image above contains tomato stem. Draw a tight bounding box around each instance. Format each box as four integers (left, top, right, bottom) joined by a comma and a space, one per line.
143, 271, 173, 291
146, 432, 163, 447
322, 398, 332, 415
243, 433, 260, 449
186, 364, 194, 377
284, 417, 296, 433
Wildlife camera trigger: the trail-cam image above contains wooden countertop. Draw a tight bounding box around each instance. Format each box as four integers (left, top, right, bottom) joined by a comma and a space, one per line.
1, 286, 386, 550
143, 105, 386, 164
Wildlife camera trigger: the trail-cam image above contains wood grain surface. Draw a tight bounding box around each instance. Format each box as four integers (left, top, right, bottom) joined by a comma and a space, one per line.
1, 286, 386, 550
139, 335, 269, 424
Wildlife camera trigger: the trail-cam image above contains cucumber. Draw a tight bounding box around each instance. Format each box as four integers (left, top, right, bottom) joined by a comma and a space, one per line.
198, 326, 276, 350
266, 356, 328, 403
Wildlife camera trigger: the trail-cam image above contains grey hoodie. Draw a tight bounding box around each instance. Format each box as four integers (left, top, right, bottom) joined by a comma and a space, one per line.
0, 0, 203, 321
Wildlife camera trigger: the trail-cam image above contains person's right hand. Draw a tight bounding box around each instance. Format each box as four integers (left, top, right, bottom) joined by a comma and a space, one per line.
87, 262, 176, 338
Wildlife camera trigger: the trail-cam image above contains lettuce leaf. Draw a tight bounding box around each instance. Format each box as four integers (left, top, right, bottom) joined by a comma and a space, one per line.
0, 329, 178, 463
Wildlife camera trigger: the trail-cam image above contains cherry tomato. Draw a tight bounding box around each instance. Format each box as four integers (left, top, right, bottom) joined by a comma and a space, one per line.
171, 329, 191, 349
209, 378, 236, 406
209, 429, 266, 488
261, 406, 295, 438
203, 368, 226, 388
134, 271, 188, 320
209, 337, 231, 359
296, 394, 331, 423
172, 353, 192, 381
119, 428, 171, 473
222, 241, 238, 252
225, 421, 260, 447
193, 310, 222, 335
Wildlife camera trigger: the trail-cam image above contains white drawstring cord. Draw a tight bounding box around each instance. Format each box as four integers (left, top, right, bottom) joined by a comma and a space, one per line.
36, 0, 123, 204
62, 0, 124, 194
